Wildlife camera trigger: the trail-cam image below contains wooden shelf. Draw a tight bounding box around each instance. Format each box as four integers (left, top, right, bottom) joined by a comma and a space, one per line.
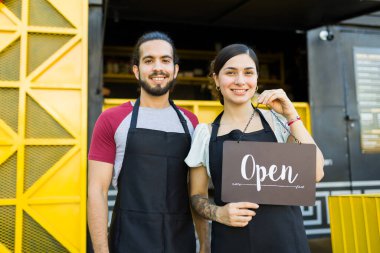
103, 73, 210, 86
103, 46, 290, 98
104, 73, 289, 87
104, 46, 216, 60
103, 73, 288, 87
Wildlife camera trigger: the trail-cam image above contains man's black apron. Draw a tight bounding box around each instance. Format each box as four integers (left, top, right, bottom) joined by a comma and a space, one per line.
109, 98, 196, 253
209, 108, 310, 253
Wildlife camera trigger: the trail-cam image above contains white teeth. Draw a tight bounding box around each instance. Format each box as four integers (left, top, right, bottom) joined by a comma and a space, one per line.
152, 77, 164, 81
232, 89, 247, 94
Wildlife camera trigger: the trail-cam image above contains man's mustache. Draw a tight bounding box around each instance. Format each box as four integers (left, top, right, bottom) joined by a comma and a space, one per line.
149, 71, 169, 78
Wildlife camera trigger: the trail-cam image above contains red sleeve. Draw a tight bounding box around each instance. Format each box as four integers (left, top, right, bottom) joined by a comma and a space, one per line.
178, 107, 199, 129
88, 112, 116, 164
88, 102, 133, 164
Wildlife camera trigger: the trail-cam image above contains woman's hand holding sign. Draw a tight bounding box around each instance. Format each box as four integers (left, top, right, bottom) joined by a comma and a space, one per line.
216, 202, 259, 227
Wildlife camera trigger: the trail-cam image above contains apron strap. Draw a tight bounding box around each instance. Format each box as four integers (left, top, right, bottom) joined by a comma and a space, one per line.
169, 100, 190, 135
210, 111, 223, 142
209, 112, 222, 184
130, 97, 140, 129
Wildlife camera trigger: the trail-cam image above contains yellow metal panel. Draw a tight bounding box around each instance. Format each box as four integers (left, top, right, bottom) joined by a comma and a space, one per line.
104, 99, 313, 133
2, 0, 22, 20
28, 151, 81, 198
329, 195, 380, 253
28, 89, 82, 134
29, 0, 75, 28
0, 206, 16, 252
0, 9, 16, 26
32, 41, 84, 85
0, 32, 19, 52
0, 38, 20, 81
27, 33, 75, 75
350, 197, 368, 253
329, 197, 346, 253
363, 197, 380, 252
48, 0, 83, 28
0, 0, 87, 252
0, 2, 20, 26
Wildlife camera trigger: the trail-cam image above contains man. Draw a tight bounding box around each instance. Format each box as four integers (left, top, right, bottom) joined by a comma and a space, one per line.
88, 31, 209, 253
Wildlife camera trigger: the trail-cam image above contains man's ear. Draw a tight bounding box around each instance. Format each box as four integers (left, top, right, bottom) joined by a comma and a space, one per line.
174, 64, 179, 78
132, 65, 139, 80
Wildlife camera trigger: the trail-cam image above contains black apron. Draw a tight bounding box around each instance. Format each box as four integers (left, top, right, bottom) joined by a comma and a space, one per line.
109, 98, 196, 253
209, 109, 310, 253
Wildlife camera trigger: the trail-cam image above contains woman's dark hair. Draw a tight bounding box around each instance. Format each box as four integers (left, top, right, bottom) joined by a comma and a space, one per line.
131, 31, 179, 66
210, 44, 259, 104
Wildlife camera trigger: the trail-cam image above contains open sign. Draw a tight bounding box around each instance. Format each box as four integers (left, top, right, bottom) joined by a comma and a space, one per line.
222, 141, 316, 206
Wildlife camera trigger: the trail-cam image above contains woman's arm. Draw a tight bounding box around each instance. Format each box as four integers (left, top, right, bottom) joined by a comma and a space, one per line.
286, 120, 325, 182
190, 166, 258, 228
258, 89, 325, 182
190, 166, 217, 221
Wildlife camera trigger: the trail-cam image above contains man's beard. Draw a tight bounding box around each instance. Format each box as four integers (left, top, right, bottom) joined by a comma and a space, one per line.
138, 72, 176, 96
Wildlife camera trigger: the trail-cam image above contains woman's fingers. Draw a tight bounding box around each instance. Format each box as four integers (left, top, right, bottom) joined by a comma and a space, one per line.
220, 202, 259, 227
257, 89, 298, 117
230, 215, 253, 227
237, 208, 256, 217
232, 214, 253, 222
219, 202, 260, 226
258, 89, 286, 105
232, 202, 259, 209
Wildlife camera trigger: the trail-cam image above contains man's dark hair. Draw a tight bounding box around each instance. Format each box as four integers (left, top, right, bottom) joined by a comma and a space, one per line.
131, 31, 179, 66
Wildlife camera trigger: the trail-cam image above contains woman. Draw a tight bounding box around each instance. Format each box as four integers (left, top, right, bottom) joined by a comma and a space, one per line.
185, 44, 324, 253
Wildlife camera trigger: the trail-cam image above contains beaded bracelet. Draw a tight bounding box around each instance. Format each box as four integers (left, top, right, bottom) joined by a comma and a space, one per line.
287, 116, 301, 126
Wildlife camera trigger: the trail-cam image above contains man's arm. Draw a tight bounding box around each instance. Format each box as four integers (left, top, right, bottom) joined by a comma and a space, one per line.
88, 160, 113, 253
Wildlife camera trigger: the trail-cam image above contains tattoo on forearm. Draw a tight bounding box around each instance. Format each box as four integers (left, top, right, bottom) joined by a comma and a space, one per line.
191, 194, 218, 221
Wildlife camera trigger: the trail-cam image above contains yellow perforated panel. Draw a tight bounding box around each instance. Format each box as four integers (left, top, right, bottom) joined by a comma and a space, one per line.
0, 39, 20, 81
0, 154, 17, 199
26, 95, 73, 138
3, 0, 21, 19
0, 1, 87, 252
29, 0, 75, 28
0, 88, 19, 132
22, 212, 69, 253
24, 145, 73, 192
27, 33, 74, 75
0, 206, 16, 252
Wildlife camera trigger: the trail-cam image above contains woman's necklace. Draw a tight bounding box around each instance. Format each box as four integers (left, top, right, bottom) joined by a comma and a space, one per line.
233, 103, 302, 144
237, 105, 258, 143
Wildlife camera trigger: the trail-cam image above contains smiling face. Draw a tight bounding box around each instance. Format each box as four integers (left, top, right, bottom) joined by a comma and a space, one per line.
133, 39, 179, 96
214, 53, 258, 105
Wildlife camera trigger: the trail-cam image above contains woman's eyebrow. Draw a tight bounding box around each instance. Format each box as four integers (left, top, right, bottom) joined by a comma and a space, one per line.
223, 67, 256, 70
